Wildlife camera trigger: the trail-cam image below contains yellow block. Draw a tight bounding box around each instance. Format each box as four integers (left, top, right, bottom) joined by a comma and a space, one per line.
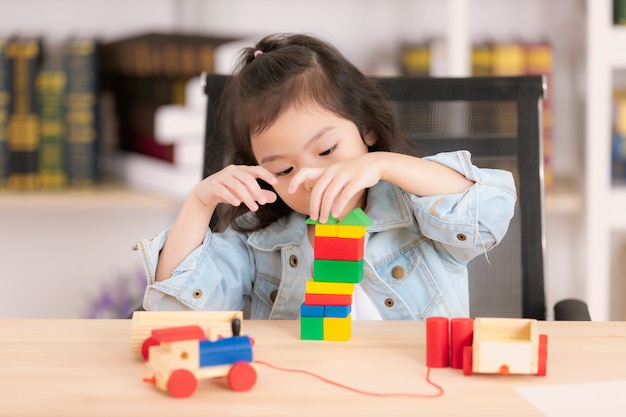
315, 224, 338, 237
306, 279, 355, 295
324, 316, 352, 341
337, 225, 366, 238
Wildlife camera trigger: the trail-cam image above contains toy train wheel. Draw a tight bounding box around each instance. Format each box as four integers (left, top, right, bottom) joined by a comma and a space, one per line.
536, 334, 548, 376
227, 361, 257, 392
141, 336, 160, 361
167, 369, 198, 398
462, 346, 473, 376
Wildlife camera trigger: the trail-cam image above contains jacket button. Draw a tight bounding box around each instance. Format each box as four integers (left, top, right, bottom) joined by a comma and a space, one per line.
289, 255, 298, 268
384, 298, 394, 308
192, 289, 203, 299
391, 266, 405, 279
270, 290, 278, 303
456, 233, 467, 241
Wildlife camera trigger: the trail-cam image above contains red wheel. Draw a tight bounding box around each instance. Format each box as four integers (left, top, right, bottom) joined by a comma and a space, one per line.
167, 369, 198, 398
141, 336, 160, 361
227, 362, 257, 392
537, 334, 548, 376
462, 345, 473, 376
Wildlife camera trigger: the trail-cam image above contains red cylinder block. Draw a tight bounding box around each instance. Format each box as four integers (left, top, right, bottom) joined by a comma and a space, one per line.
450, 318, 474, 369
426, 317, 449, 368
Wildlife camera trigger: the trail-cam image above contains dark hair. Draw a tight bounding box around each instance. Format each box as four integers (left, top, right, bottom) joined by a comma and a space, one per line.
216, 33, 402, 232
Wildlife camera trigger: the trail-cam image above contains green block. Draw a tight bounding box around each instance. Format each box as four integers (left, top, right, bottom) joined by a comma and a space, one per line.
313, 259, 364, 283
300, 316, 324, 340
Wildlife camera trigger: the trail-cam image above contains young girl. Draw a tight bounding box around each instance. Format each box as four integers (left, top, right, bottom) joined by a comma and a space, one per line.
136, 33, 516, 320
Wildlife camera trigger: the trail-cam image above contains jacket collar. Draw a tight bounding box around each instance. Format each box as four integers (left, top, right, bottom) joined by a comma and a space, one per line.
247, 181, 413, 251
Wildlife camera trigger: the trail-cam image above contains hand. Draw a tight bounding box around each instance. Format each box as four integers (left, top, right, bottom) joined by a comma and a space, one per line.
196, 164, 278, 212
289, 154, 380, 223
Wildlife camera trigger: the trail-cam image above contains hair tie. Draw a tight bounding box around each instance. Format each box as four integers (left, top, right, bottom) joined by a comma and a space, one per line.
254, 50, 264, 58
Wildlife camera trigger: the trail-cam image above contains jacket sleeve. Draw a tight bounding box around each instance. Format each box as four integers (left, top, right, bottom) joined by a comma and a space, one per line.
408, 150, 517, 265
135, 226, 255, 312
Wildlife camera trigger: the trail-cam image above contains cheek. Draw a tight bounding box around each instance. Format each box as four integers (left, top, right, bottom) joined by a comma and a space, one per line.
271, 181, 295, 206
273, 180, 310, 214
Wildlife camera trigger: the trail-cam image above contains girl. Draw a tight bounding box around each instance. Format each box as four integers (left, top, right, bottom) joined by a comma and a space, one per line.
136, 33, 516, 320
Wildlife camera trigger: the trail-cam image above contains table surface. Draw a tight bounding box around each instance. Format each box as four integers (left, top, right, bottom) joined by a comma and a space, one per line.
1, 319, 625, 417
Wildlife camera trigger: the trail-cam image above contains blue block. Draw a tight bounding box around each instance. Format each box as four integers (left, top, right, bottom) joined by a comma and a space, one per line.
300, 303, 324, 317
325, 305, 352, 318
199, 336, 253, 367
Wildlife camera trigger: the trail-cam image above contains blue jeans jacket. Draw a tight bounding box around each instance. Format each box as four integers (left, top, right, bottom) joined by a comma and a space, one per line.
136, 151, 516, 319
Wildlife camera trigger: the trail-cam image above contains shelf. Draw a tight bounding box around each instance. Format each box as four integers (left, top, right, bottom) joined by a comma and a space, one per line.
0, 184, 180, 211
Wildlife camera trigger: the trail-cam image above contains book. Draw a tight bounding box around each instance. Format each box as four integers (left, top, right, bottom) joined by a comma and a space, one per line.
0, 37, 10, 188
101, 32, 238, 79
63, 37, 101, 187
615, 0, 626, 25
400, 41, 430, 76
612, 90, 626, 183
36, 68, 67, 189
526, 40, 554, 190
6, 36, 42, 190
490, 41, 527, 76
471, 42, 492, 76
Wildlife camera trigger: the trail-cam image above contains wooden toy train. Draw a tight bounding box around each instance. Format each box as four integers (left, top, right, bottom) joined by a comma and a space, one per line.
427, 317, 548, 376
140, 318, 256, 398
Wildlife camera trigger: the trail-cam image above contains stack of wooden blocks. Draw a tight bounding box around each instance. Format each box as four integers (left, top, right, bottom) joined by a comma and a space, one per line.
300, 208, 372, 341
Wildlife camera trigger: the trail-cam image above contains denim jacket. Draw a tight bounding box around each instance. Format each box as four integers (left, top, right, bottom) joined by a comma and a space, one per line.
136, 151, 516, 320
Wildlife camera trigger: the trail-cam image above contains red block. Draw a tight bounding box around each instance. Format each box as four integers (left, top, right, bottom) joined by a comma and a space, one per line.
304, 293, 352, 306
426, 317, 449, 368
450, 318, 473, 369
314, 236, 364, 261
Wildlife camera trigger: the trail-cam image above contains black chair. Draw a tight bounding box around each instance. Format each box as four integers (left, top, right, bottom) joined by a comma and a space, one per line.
202, 73, 590, 321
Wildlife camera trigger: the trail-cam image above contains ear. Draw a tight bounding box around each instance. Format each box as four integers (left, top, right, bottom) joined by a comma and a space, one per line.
364, 130, 377, 147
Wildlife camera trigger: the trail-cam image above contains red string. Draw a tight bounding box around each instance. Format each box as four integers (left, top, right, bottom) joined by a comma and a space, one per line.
254, 360, 444, 398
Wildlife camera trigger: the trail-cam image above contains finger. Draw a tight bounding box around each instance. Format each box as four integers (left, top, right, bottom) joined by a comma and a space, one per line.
330, 182, 359, 220
248, 165, 278, 186
229, 166, 278, 206
226, 185, 258, 211
260, 189, 278, 204
212, 187, 242, 208
320, 179, 351, 223
219, 174, 260, 211
289, 167, 322, 194
309, 172, 336, 222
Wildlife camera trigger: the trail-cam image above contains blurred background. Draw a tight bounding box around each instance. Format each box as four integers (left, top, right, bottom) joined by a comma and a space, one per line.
0, 0, 622, 320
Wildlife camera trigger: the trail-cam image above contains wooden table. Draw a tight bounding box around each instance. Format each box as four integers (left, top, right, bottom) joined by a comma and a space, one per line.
1, 319, 625, 417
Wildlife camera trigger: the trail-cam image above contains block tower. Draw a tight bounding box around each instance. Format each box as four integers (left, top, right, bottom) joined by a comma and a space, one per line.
300, 208, 372, 341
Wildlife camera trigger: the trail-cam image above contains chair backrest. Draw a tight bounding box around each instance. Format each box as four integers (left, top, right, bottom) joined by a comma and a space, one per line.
202, 73, 547, 320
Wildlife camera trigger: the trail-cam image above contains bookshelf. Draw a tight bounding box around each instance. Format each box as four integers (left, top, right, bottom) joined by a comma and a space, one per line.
585, 0, 626, 320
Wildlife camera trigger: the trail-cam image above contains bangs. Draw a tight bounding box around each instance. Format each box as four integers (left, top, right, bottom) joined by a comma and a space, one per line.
240, 68, 343, 137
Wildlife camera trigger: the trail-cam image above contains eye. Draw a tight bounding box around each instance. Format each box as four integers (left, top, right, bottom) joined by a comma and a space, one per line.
319, 145, 337, 156
276, 167, 294, 177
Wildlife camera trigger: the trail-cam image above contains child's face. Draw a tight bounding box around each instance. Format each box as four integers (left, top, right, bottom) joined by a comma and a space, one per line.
251, 102, 371, 217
